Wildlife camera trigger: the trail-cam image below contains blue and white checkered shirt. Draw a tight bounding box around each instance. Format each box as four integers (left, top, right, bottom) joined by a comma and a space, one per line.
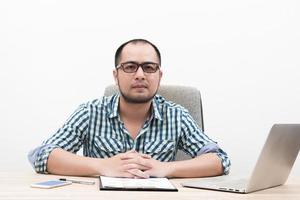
28, 94, 230, 174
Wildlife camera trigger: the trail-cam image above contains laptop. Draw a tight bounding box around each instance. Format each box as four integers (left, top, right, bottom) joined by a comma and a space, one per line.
182, 124, 300, 193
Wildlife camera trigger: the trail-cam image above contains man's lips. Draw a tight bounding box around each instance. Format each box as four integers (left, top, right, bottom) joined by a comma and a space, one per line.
132, 84, 147, 88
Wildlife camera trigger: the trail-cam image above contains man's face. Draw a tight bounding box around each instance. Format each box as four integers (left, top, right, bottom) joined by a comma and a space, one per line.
113, 43, 162, 104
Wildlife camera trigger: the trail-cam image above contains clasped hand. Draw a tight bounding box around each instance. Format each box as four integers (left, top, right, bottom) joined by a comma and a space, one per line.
100, 150, 169, 178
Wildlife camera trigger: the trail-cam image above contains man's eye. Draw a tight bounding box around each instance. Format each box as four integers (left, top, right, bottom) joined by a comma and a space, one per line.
125, 64, 137, 69
143, 64, 155, 71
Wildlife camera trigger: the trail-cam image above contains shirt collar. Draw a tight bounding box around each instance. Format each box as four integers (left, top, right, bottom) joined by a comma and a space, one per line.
151, 95, 163, 121
108, 94, 120, 119
108, 94, 163, 121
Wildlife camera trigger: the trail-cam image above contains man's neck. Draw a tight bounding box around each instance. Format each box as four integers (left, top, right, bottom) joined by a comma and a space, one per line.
119, 97, 152, 123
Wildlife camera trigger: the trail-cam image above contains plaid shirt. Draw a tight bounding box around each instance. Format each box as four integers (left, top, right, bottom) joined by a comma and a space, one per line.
29, 94, 230, 174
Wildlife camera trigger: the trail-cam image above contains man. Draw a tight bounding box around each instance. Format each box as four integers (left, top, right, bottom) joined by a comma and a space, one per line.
28, 39, 230, 178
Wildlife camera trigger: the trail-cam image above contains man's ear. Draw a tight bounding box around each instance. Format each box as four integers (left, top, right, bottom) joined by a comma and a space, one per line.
113, 69, 119, 86
159, 69, 163, 79
157, 69, 163, 88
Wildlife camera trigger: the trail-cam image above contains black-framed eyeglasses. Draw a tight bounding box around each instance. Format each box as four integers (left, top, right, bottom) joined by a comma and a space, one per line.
117, 61, 160, 73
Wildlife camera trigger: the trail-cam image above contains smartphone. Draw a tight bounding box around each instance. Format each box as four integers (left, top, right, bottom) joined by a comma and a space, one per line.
31, 180, 72, 189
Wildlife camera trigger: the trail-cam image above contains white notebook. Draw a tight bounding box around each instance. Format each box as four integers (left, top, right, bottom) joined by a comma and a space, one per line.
99, 176, 177, 191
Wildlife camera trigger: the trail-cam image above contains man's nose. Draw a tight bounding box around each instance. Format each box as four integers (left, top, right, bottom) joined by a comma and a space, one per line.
134, 66, 145, 79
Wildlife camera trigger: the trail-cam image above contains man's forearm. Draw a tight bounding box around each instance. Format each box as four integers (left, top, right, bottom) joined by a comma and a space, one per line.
47, 148, 102, 176
166, 153, 223, 178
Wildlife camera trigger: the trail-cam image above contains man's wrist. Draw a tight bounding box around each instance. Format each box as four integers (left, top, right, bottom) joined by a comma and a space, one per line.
164, 161, 176, 178
89, 157, 106, 175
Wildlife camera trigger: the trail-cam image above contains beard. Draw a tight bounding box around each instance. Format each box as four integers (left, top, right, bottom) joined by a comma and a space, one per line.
119, 87, 158, 104
119, 90, 156, 104
116, 74, 161, 104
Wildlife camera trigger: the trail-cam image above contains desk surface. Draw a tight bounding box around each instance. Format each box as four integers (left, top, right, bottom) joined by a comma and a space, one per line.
1, 171, 299, 200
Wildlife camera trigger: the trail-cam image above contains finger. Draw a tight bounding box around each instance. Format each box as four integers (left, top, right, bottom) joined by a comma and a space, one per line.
119, 150, 140, 160
123, 163, 150, 171
136, 157, 153, 168
122, 157, 152, 169
128, 149, 136, 153
122, 157, 139, 165
119, 152, 137, 160
120, 152, 150, 162
139, 153, 151, 159
143, 169, 157, 178
120, 172, 135, 178
127, 169, 150, 179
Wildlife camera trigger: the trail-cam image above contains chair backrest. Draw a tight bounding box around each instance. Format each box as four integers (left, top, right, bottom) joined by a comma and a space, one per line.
103, 84, 205, 160
104, 85, 204, 131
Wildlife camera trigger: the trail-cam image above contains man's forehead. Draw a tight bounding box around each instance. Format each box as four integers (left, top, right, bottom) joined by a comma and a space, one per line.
122, 43, 156, 54
120, 43, 159, 62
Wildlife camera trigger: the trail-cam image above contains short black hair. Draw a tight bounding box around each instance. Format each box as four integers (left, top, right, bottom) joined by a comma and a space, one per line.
114, 39, 161, 67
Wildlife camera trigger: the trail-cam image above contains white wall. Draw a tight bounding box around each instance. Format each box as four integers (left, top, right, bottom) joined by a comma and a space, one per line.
0, 0, 299, 176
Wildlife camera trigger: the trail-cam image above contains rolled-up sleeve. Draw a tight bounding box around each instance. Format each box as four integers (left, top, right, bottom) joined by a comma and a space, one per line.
178, 109, 231, 175
28, 104, 90, 173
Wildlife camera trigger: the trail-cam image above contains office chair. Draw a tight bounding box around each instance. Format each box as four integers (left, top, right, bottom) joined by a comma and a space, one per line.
104, 85, 205, 160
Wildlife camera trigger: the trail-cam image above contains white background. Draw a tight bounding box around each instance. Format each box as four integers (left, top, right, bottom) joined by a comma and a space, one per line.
0, 0, 299, 176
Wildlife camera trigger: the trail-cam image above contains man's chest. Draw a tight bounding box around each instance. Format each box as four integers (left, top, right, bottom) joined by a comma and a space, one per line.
86, 119, 181, 161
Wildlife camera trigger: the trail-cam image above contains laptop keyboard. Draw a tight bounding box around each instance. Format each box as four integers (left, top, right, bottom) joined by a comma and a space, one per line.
213, 178, 248, 189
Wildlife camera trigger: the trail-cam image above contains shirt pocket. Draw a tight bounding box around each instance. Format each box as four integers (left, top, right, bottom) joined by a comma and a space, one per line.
144, 140, 175, 161
94, 136, 124, 158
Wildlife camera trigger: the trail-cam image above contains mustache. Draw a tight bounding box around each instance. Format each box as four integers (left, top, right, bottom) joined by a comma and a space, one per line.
131, 82, 148, 88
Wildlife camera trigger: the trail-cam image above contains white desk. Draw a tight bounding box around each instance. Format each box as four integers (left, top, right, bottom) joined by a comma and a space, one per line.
0, 171, 299, 200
